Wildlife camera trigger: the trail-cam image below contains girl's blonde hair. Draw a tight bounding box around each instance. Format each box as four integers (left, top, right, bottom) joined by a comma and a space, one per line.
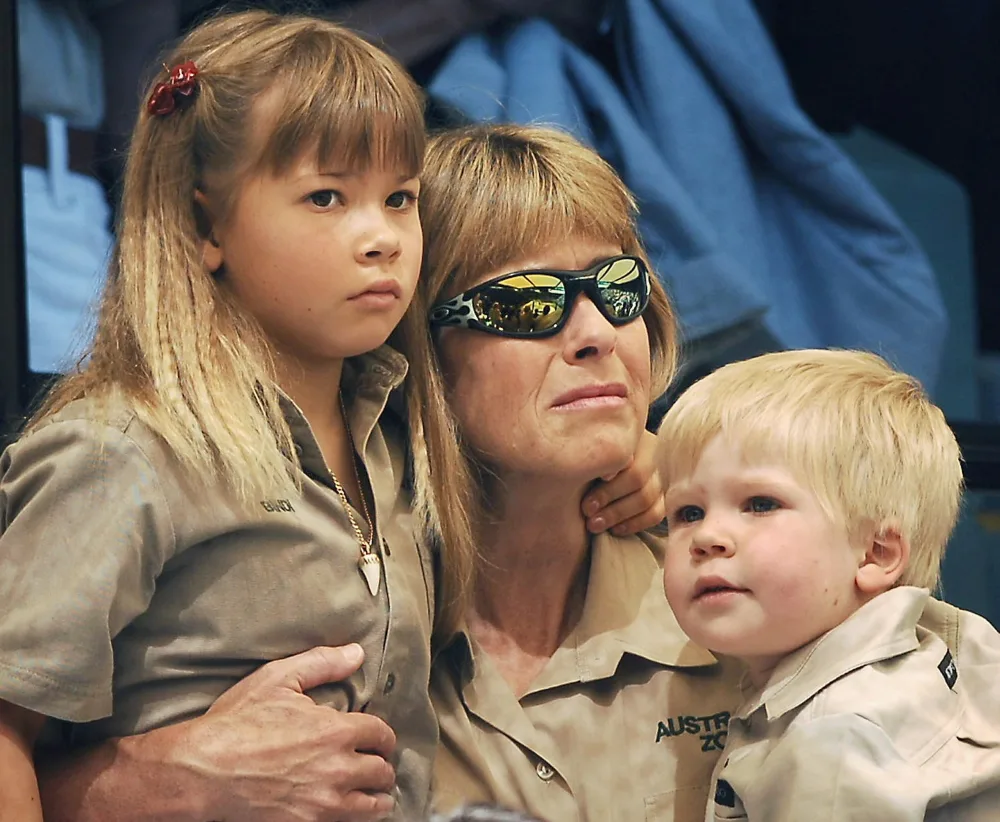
656, 349, 964, 590
30, 10, 425, 503
398, 124, 678, 637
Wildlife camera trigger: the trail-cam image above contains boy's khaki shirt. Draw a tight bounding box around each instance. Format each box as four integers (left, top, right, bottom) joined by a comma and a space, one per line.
709, 587, 1000, 821
0, 346, 437, 820
431, 532, 741, 822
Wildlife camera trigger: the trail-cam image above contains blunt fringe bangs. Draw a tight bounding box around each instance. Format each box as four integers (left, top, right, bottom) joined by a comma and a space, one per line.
252, 26, 424, 180
656, 349, 964, 591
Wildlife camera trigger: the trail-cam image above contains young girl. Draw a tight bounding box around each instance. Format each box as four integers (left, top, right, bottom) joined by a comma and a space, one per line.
0, 11, 660, 822
0, 10, 435, 820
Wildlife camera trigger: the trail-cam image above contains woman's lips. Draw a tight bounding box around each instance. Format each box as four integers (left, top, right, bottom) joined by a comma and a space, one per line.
551, 382, 628, 409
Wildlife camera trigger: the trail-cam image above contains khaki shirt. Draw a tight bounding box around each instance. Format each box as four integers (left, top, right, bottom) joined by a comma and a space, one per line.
0, 346, 436, 820
709, 586, 1000, 822
432, 532, 741, 822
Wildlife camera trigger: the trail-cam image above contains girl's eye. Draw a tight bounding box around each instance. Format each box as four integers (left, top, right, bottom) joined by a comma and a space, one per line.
308, 190, 340, 208
746, 496, 780, 513
672, 505, 704, 524
386, 190, 418, 210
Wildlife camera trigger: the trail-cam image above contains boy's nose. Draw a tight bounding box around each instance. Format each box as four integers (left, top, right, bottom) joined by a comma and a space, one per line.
690, 521, 736, 559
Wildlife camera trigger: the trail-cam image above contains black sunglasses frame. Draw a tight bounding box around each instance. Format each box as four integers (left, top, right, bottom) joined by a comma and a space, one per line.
428, 255, 652, 339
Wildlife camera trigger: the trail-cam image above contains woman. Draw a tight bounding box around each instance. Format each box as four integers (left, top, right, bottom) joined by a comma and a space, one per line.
404, 125, 738, 821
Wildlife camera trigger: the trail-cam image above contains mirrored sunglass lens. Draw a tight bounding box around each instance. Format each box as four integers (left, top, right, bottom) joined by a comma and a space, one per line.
473, 274, 565, 334
597, 258, 647, 319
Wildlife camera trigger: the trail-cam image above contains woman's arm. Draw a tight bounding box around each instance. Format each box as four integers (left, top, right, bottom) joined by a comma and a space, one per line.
0, 700, 46, 822
38, 645, 397, 822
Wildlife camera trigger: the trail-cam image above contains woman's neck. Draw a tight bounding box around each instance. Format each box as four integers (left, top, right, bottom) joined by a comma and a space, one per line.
468, 477, 594, 694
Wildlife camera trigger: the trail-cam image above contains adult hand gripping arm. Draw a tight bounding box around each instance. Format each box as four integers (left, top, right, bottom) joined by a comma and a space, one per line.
37, 644, 398, 822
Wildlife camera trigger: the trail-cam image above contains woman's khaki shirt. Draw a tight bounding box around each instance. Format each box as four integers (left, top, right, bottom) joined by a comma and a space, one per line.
431, 531, 742, 822
0, 346, 437, 821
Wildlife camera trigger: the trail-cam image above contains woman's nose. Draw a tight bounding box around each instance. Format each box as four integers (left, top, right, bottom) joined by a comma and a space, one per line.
562, 294, 617, 362
353, 208, 402, 263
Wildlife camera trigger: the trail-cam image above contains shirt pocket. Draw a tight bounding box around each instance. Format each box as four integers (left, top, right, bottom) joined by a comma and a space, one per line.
644, 784, 711, 822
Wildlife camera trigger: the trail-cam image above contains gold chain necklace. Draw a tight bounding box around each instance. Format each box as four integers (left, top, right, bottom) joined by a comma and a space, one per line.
330, 394, 381, 596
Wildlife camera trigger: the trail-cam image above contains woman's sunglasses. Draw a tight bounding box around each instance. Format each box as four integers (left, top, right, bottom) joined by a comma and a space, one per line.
428, 255, 651, 338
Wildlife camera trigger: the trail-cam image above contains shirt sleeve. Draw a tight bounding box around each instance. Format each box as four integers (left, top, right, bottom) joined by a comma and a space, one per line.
0, 417, 175, 722
719, 714, 930, 821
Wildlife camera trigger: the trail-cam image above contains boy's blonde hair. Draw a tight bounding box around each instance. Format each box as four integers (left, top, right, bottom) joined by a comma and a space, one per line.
31, 10, 425, 502
398, 124, 679, 636
656, 349, 964, 590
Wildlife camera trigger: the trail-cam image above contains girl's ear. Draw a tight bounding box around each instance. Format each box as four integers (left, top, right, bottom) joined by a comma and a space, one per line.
194, 190, 224, 273
855, 522, 910, 596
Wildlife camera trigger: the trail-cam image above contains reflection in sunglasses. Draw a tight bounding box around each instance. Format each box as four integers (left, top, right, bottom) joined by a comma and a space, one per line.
429, 255, 651, 338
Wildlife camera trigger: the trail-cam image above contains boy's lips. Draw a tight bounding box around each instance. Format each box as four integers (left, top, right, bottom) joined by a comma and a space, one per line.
693, 576, 749, 600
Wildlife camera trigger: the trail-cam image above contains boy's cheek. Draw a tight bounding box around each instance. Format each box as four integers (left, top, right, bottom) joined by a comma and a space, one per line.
662, 560, 689, 608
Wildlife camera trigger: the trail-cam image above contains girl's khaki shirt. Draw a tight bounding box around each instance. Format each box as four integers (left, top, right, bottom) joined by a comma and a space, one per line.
0, 346, 436, 821
431, 532, 742, 822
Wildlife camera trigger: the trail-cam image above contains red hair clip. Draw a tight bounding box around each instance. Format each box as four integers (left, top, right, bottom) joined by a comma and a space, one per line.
147, 61, 200, 117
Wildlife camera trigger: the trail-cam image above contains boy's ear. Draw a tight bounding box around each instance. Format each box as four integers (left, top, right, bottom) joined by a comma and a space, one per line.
855, 522, 909, 596
194, 190, 224, 273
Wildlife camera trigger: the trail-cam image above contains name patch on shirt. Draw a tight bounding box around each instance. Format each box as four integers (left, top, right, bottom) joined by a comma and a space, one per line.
938, 649, 958, 690
713, 778, 747, 819
655, 711, 730, 751
260, 498, 296, 513
715, 779, 736, 807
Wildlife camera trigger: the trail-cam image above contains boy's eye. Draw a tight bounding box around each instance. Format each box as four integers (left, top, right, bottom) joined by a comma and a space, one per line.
386, 190, 418, 209
308, 190, 340, 208
672, 505, 704, 524
746, 496, 780, 513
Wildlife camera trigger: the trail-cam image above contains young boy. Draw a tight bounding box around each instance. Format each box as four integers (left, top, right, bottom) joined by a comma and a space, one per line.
657, 349, 1000, 821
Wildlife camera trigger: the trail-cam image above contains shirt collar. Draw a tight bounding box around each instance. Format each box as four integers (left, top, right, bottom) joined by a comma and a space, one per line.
741, 586, 930, 721
279, 344, 408, 479
440, 531, 718, 695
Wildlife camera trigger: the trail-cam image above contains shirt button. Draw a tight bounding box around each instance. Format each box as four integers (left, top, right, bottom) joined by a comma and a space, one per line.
383, 673, 396, 695
535, 761, 555, 782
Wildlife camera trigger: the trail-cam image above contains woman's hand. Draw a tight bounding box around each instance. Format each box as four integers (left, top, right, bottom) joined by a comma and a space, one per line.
38, 645, 397, 822
582, 430, 665, 535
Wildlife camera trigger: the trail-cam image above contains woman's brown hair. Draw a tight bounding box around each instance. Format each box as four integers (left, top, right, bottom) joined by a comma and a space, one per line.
399, 124, 678, 637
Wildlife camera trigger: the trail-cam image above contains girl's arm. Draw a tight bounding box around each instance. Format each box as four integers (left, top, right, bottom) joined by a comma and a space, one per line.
0, 700, 46, 822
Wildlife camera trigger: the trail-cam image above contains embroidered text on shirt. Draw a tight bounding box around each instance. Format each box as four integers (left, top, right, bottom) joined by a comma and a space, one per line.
938, 649, 958, 690
260, 499, 295, 513
655, 711, 730, 751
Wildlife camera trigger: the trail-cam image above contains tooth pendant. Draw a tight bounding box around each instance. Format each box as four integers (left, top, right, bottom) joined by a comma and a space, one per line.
359, 552, 381, 596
